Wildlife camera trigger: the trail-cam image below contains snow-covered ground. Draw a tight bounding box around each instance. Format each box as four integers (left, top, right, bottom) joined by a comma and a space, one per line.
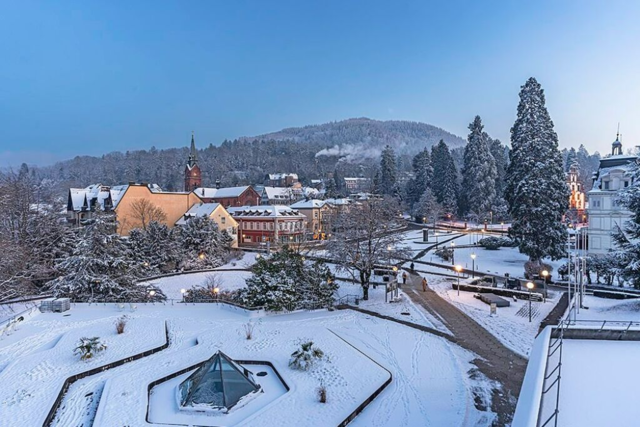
575, 294, 640, 323
0, 303, 495, 427
417, 233, 566, 280
142, 270, 252, 300
557, 339, 640, 427
428, 275, 559, 357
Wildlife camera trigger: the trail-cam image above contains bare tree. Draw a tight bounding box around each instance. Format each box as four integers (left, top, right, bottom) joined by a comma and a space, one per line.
327, 198, 411, 300
129, 199, 167, 231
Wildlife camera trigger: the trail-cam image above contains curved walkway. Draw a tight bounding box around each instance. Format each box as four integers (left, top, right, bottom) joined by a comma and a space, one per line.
405, 273, 528, 426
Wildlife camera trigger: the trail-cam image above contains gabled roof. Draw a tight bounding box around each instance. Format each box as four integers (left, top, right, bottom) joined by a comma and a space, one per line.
290, 199, 326, 209
67, 184, 129, 212
175, 203, 222, 225
228, 205, 305, 218
262, 186, 293, 200
194, 186, 252, 199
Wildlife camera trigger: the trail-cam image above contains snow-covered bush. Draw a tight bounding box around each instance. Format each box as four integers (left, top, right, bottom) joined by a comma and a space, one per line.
317, 380, 327, 403
115, 316, 128, 334
289, 341, 324, 371
434, 246, 453, 261
478, 236, 516, 250
524, 261, 553, 280
74, 337, 107, 361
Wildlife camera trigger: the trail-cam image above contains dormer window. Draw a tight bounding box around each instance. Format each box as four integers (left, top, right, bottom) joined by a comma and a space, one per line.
603, 181, 610, 190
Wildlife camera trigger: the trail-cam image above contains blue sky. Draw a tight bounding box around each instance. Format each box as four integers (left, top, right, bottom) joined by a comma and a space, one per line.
1, 1, 639, 166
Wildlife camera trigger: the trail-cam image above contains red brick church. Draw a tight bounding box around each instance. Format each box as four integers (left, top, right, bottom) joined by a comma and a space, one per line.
184, 132, 202, 192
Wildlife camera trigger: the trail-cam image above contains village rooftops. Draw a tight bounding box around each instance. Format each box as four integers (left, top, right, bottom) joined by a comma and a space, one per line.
262, 186, 294, 201
228, 205, 305, 218
268, 173, 298, 180
67, 184, 129, 212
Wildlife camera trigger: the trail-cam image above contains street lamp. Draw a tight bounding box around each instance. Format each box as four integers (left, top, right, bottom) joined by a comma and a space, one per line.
450, 242, 456, 265
470, 253, 476, 277
454, 265, 463, 296
198, 252, 205, 260
180, 288, 186, 303
213, 287, 220, 302
526, 282, 534, 323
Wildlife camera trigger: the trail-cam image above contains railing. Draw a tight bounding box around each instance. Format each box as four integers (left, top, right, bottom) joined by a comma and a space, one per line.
561, 319, 640, 331
538, 317, 570, 427
335, 294, 361, 306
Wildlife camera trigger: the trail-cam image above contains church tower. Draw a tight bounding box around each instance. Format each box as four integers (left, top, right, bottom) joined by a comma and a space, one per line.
184, 132, 202, 192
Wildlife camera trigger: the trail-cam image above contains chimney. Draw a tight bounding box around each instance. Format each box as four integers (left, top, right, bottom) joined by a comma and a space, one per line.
215, 179, 221, 189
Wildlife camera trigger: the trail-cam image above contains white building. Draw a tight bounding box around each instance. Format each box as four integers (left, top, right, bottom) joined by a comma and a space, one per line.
587, 136, 638, 255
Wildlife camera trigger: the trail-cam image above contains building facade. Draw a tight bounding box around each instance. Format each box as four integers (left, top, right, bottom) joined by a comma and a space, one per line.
228, 205, 306, 247
289, 199, 335, 238
567, 162, 586, 222
266, 173, 298, 187
587, 136, 638, 255
344, 177, 371, 192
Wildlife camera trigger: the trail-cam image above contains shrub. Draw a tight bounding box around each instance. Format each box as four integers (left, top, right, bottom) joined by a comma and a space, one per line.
477, 236, 515, 250
243, 321, 256, 340
289, 341, 324, 371
434, 247, 453, 261
115, 316, 128, 334
317, 380, 327, 403
74, 337, 107, 361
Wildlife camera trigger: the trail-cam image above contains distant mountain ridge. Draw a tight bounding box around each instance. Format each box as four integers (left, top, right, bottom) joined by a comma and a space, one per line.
39, 117, 466, 191
241, 118, 465, 161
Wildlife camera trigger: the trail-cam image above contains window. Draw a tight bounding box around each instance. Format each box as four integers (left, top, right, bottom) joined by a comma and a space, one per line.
591, 199, 601, 208
624, 181, 629, 188
221, 217, 226, 224
603, 181, 610, 190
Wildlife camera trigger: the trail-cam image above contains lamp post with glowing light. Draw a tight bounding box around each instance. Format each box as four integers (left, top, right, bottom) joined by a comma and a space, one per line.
450, 242, 456, 265
148, 289, 156, 304
470, 253, 476, 277
213, 287, 220, 302
526, 282, 534, 322
541, 269, 549, 301
180, 288, 186, 303
455, 264, 463, 296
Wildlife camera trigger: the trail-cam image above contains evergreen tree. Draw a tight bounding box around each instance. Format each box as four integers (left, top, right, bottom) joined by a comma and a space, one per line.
379, 145, 398, 196
47, 210, 163, 301
460, 116, 497, 219
431, 140, 459, 216
239, 246, 336, 310
177, 216, 233, 270
412, 188, 442, 224
565, 147, 578, 172
489, 136, 508, 197
129, 221, 181, 274
612, 164, 640, 288
406, 148, 433, 208
505, 78, 569, 265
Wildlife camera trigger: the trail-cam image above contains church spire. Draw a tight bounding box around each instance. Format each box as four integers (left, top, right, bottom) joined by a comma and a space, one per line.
187, 131, 198, 169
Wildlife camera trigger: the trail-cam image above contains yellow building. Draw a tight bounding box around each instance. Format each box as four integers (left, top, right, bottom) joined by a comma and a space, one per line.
176, 203, 239, 247
289, 199, 335, 238
114, 183, 202, 235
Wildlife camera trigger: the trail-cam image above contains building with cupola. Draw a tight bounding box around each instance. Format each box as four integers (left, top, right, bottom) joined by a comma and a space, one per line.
587, 134, 638, 255
184, 133, 202, 192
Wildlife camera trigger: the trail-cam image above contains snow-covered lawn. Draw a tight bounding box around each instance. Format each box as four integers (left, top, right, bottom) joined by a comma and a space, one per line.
557, 339, 640, 427
574, 294, 640, 323
428, 275, 560, 357
0, 303, 494, 427
141, 270, 252, 300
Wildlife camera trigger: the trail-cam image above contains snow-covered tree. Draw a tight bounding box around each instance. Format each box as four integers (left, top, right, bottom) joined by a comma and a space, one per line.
460, 116, 497, 219
505, 77, 569, 266
431, 140, 459, 216
612, 164, 640, 288
327, 197, 411, 300
129, 221, 181, 274
412, 188, 442, 225
406, 148, 433, 208
176, 216, 233, 270
240, 246, 336, 310
379, 145, 398, 196
47, 210, 163, 302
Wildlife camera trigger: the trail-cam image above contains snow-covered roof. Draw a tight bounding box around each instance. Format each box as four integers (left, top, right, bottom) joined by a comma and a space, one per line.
68, 184, 130, 211
175, 203, 221, 225
290, 199, 326, 209
344, 177, 370, 182
268, 173, 298, 180
590, 162, 637, 192
228, 205, 305, 218
324, 198, 353, 206
194, 186, 251, 199
262, 186, 293, 200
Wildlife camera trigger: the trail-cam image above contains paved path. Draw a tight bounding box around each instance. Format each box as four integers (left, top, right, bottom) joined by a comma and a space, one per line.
405, 273, 528, 426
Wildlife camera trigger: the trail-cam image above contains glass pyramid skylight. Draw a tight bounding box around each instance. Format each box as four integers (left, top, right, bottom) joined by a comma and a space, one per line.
179, 351, 261, 411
